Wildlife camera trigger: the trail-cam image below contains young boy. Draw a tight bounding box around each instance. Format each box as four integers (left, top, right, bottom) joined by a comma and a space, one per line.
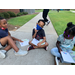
28, 19, 48, 51
0, 17, 28, 59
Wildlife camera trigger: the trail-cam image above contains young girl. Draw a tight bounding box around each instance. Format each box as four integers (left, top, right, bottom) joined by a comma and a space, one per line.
0, 17, 28, 59
28, 19, 48, 51
51, 22, 75, 65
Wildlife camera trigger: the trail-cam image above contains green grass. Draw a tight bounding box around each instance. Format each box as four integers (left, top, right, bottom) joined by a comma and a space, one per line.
35, 9, 43, 12
48, 11, 75, 35
8, 14, 37, 26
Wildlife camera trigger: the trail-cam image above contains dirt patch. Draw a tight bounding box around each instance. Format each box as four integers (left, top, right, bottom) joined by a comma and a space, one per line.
7, 24, 20, 31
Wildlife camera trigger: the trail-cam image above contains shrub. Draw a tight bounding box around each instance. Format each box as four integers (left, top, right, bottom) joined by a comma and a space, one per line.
17, 12, 23, 16
2, 12, 10, 18
7, 11, 16, 17
0, 13, 5, 18
17, 12, 28, 16
22, 12, 28, 15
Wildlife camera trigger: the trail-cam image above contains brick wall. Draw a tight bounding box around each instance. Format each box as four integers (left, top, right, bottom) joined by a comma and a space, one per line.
0, 9, 20, 14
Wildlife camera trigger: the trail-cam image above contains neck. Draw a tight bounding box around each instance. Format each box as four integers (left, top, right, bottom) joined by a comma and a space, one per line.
0, 26, 6, 30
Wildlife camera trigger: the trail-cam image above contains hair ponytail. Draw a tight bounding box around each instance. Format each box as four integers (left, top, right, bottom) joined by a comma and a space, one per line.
65, 22, 75, 36
67, 22, 73, 27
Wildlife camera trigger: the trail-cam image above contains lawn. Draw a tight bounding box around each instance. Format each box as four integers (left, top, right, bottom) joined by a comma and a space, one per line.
8, 14, 37, 26
48, 10, 75, 52
48, 11, 75, 35
35, 9, 43, 12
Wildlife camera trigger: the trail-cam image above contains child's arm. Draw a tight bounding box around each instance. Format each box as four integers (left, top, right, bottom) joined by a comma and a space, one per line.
56, 41, 62, 53
8, 31, 23, 42
11, 37, 23, 42
37, 37, 46, 45
32, 29, 38, 38
8, 31, 11, 36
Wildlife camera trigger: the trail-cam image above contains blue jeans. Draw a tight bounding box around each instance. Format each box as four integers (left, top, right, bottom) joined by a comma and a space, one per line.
50, 47, 61, 58
50, 47, 72, 63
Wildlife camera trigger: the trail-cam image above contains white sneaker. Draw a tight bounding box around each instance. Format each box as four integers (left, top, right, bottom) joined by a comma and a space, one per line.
15, 49, 28, 56
55, 57, 60, 65
46, 21, 50, 25
0, 50, 6, 59
0, 44, 3, 49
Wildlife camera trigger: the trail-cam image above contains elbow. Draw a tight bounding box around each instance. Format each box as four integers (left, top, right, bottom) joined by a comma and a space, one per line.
32, 36, 35, 38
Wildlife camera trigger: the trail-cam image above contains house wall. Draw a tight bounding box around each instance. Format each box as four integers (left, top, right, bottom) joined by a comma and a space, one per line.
23, 9, 35, 14
0, 9, 20, 14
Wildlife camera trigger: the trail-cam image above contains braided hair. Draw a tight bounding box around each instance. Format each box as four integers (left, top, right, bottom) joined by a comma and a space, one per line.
65, 22, 75, 36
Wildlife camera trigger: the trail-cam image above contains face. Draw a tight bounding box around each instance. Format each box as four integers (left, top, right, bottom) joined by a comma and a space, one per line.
63, 30, 73, 39
0, 19, 7, 29
37, 21, 44, 28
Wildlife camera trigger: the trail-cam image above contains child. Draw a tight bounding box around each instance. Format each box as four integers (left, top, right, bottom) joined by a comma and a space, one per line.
51, 22, 75, 65
0, 17, 28, 59
27, 19, 48, 51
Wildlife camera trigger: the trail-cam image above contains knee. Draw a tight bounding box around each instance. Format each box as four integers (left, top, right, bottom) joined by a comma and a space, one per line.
37, 44, 41, 48
50, 47, 56, 55
50, 48, 57, 57
45, 42, 49, 46
29, 41, 32, 45
50, 47, 61, 57
14, 41, 16, 44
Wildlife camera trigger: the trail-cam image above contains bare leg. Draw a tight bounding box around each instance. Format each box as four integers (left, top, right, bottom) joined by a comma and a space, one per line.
29, 41, 48, 48
0, 36, 19, 52
4, 45, 12, 51
34, 42, 48, 48
29, 41, 36, 46
4, 41, 16, 51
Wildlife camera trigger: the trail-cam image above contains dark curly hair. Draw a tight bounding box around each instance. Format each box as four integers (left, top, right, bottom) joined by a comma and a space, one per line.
38, 19, 45, 26
65, 22, 75, 36
0, 17, 4, 20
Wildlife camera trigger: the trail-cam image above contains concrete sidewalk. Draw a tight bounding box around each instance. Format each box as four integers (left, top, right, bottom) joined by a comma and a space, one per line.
0, 12, 70, 65
71, 11, 75, 13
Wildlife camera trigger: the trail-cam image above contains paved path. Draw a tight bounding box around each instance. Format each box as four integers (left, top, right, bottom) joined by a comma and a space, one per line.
71, 11, 75, 13
0, 12, 70, 65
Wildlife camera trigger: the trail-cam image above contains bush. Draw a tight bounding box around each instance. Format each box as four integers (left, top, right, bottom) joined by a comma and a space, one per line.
2, 12, 10, 18
0, 13, 5, 18
7, 11, 16, 17
17, 12, 23, 16
22, 12, 28, 15
17, 12, 28, 16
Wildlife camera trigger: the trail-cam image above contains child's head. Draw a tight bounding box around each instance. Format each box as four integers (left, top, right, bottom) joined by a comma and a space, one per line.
37, 19, 45, 28
0, 17, 7, 29
63, 22, 75, 39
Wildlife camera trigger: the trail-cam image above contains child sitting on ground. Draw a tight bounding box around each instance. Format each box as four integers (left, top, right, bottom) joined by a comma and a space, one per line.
50, 22, 75, 65
27, 19, 48, 51
0, 17, 28, 59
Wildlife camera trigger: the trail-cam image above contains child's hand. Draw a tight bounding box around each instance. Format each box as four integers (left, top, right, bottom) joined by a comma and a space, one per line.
35, 29, 38, 33
37, 42, 42, 47
18, 39, 23, 42
59, 49, 62, 53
